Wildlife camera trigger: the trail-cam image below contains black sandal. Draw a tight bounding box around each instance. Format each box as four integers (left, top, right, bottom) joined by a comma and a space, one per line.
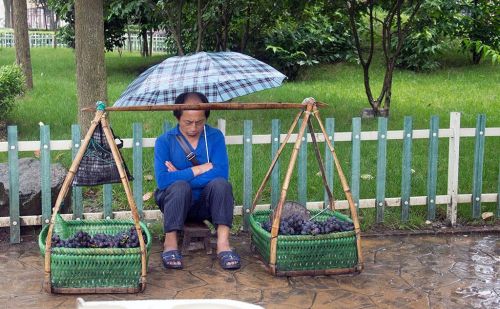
161, 250, 183, 269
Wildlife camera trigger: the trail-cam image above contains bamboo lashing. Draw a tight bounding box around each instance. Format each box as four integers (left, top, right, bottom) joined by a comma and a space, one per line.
81, 102, 326, 112
100, 115, 148, 290
269, 103, 314, 274
44, 109, 104, 292
310, 105, 364, 270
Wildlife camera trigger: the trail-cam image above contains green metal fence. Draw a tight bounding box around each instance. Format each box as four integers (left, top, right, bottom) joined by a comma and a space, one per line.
1, 112, 500, 244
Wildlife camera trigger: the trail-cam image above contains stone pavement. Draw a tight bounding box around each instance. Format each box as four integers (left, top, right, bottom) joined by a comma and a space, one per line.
0, 233, 498, 309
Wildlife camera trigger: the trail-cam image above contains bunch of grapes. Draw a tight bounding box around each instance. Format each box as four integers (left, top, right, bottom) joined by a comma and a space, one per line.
51, 227, 147, 249
260, 214, 354, 236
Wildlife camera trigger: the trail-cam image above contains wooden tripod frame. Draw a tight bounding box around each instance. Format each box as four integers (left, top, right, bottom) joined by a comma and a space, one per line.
251, 100, 364, 275
43, 108, 147, 293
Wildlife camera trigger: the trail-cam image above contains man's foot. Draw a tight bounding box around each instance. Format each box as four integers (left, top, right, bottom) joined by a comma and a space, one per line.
217, 251, 241, 270
161, 250, 183, 269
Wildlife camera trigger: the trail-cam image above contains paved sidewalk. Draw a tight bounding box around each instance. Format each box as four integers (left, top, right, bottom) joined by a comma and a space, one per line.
0, 233, 498, 309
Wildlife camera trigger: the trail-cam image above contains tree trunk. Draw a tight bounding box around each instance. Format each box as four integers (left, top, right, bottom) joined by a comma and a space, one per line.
240, 6, 250, 52
12, 0, 33, 90
472, 49, 482, 64
126, 24, 132, 52
75, 0, 107, 133
4, 0, 12, 28
140, 28, 148, 57
148, 29, 153, 56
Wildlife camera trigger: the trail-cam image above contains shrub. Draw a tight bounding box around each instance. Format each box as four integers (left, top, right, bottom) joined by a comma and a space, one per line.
0, 64, 26, 119
263, 6, 354, 80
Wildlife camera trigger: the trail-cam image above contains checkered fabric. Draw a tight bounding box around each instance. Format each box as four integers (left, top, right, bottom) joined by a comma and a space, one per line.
113, 52, 286, 106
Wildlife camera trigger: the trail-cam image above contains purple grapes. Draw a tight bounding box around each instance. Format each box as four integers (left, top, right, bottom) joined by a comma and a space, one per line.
51, 227, 147, 249
260, 214, 354, 236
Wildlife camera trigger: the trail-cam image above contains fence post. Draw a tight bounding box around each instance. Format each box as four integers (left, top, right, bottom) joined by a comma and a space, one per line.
217, 119, 226, 136
298, 119, 308, 207
71, 124, 83, 220
472, 114, 486, 218
8, 126, 20, 244
103, 184, 113, 219
271, 119, 280, 209
447, 112, 461, 226
497, 163, 500, 218
40, 125, 51, 227
133, 123, 143, 218
427, 116, 440, 220
376, 117, 388, 223
243, 120, 253, 231
401, 116, 413, 222
324, 118, 334, 208
351, 118, 361, 211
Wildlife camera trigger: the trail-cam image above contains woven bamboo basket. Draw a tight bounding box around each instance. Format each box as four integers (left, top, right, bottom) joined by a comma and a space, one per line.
40, 109, 150, 293
249, 100, 363, 276
39, 215, 152, 293
250, 209, 360, 276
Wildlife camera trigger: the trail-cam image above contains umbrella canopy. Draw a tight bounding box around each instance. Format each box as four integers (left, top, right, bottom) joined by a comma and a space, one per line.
113, 51, 286, 107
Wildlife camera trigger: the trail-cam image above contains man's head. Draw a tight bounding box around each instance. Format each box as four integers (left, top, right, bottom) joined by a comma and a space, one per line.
173, 92, 210, 120
174, 92, 210, 138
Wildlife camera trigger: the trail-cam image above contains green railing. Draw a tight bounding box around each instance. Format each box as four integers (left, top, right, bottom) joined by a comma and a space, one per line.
1, 112, 500, 244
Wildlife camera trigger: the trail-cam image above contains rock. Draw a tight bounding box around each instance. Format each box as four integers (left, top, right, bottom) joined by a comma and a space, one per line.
271, 200, 310, 222
425, 220, 432, 225
361, 108, 389, 118
0, 158, 72, 217
481, 212, 494, 221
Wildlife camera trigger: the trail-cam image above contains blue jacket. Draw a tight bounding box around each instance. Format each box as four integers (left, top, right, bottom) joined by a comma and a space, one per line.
154, 124, 229, 201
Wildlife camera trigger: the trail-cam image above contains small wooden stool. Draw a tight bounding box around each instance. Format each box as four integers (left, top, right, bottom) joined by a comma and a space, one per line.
181, 222, 213, 255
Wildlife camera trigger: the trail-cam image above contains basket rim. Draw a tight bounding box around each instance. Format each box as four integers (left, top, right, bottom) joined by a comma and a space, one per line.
249, 209, 356, 240
39, 219, 152, 255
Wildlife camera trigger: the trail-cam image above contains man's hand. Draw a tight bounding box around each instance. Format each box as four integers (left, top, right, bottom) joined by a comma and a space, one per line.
192, 162, 213, 176
165, 161, 178, 172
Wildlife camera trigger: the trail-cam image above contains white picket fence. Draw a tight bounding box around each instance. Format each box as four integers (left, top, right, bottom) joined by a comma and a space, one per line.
0, 31, 168, 52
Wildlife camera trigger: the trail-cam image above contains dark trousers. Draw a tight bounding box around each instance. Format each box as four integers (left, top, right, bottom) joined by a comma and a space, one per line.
154, 178, 234, 233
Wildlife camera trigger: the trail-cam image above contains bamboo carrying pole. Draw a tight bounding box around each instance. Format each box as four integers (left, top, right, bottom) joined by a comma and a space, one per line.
44, 110, 105, 292
100, 116, 147, 290
81, 102, 327, 112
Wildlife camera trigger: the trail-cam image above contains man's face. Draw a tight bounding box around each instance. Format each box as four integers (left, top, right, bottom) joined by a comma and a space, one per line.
178, 95, 206, 138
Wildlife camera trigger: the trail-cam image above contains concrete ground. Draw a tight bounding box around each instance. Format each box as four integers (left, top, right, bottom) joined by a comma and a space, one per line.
0, 232, 498, 309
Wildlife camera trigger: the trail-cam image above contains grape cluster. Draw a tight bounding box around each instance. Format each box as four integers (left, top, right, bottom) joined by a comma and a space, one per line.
51, 227, 146, 249
261, 214, 354, 236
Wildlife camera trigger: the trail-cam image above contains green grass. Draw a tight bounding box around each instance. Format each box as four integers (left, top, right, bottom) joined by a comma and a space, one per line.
1, 47, 499, 231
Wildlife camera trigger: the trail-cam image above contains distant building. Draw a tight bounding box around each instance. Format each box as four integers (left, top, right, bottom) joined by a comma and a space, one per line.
0, 0, 63, 30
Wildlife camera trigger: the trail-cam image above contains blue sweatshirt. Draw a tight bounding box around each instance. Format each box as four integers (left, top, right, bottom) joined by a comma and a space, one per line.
154, 124, 229, 201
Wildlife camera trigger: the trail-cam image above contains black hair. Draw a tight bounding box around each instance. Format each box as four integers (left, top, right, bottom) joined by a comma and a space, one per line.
173, 92, 210, 120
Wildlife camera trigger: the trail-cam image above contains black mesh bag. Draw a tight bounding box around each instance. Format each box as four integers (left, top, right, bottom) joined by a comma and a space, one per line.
72, 123, 133, 186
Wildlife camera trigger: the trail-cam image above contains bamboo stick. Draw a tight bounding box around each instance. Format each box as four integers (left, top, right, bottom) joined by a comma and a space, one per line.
307, 119, 335, 210
251, 110, 303, 211
269, 103, 314, 274
81, 102, 327, 112
311, 106, 364, 269
100, 115, 147, 291
44, 110, 105, 292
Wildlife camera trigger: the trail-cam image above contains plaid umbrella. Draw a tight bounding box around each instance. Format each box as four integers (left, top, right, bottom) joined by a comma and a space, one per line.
113, 51, 286, 107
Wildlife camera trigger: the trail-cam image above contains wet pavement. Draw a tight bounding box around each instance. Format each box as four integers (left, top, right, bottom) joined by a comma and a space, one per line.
0, 233, 498, 309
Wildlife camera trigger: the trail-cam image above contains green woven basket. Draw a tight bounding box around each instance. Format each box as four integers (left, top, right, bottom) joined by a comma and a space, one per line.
250, 209, 360, 276
39, 215, 152, 293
